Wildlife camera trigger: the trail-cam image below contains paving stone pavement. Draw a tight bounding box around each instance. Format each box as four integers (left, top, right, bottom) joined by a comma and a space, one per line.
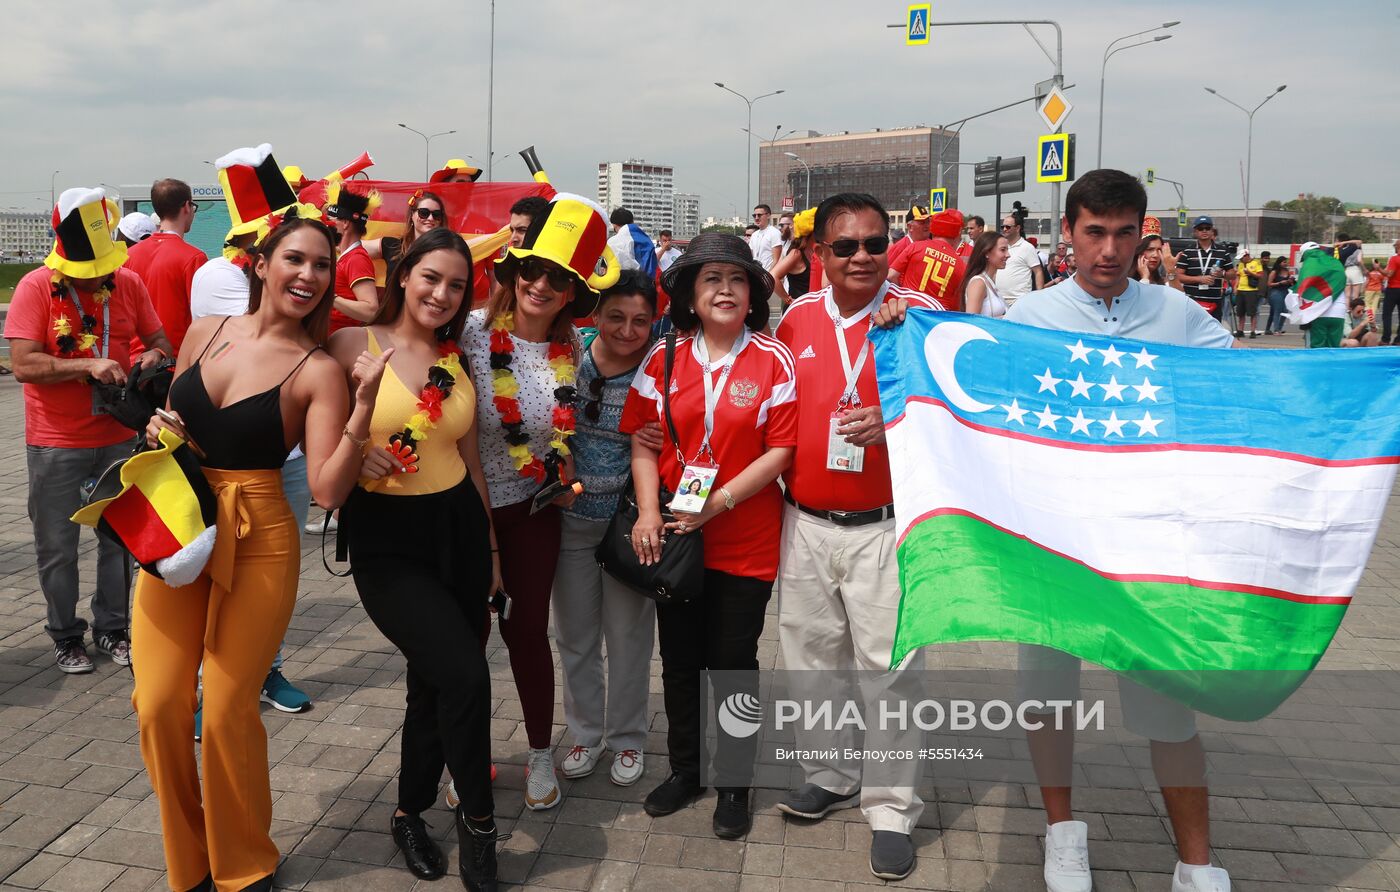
0, 330, 1397, 891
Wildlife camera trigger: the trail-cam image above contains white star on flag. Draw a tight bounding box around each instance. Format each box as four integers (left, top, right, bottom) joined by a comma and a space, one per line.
1035, 405, 1061, 431
1002, 399, 1028, 425
1098, 344, 1125, 367
1066, 340, 1093, 363
1068, 409, 1093, 435
1098, 376, 1127, 402
1035, 369, 1062, 395
1068, 373, 1094, 399
1134, 411, 1163, 436
1131, 347, 1158, 369
1099, 411, 1127, 437
1133, 379, 1161, 402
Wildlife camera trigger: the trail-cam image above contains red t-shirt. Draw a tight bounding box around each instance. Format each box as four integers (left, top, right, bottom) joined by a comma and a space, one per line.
124, 232, 206, 356
956, 241, 973, 259
889, 238, 966, 311
886, 235, 916, 276
1387, 255, 1400, 290
329, 243, 377, 334
4, 266, 162, 448
776, 284, 939, 512
620, 331, 798, 581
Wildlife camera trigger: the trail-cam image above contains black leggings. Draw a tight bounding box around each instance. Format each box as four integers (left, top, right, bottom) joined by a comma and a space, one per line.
345, 479, 494, 817
1382, 288, 1400, 343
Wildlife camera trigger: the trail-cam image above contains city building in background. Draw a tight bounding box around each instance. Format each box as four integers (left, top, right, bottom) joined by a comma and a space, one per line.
0, 211, 50, 262
596, 160, 674, 236
672, 192, 701, 239
758, 127, 960, 231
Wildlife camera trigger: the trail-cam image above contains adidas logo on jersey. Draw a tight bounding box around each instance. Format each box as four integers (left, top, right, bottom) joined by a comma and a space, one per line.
798, 345, 816, 359
668, 379, 679, 394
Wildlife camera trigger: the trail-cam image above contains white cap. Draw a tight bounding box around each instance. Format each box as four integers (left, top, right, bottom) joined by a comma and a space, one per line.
116, 212, 157, 242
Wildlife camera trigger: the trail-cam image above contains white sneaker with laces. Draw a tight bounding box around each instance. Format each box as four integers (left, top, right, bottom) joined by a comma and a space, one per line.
524, 747, 560, 810
1043, 821, 1092, 892
561, 744, 602, 779
444, 780, 459, 809
610, 749, 644, 786
1172, 862, 1230, 892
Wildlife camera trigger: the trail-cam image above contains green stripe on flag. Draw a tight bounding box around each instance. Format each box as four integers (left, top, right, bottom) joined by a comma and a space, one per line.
894, 513, 1348, 721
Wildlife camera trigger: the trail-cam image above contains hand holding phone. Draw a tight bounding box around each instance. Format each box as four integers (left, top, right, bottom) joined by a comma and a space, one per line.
490, 589, 512, 621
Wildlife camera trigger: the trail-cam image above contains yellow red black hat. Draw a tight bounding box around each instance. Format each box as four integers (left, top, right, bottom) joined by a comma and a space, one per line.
430, 158, 483, 183
217, 144, 300, 243
495, 193, 621, 316
45, 187, 126, 279
324, 180, 382, 225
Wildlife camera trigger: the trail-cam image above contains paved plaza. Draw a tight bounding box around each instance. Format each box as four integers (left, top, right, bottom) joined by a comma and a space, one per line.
0, 330, 1398, 890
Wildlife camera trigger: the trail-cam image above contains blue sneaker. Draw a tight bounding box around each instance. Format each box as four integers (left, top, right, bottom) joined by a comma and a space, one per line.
260, 669, 311, 713
193, 705, 202, 742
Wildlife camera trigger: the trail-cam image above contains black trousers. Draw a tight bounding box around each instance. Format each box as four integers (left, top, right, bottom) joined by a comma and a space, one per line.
345, 479, 494, 817
655, 568, 772, 791
1382, 288, 1400, 343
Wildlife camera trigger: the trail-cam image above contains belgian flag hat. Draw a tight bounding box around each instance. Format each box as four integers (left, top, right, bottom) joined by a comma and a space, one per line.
45, 187, 127, 279
495, 193, 622, 316
216, 143, 300, 242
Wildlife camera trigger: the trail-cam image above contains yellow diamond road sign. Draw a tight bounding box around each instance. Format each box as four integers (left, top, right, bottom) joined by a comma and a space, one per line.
1037, 85, 1072, 132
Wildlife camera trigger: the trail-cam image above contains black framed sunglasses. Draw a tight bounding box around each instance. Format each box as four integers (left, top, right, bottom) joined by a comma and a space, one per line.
583, 376, 605, 422
518, 257, 573, 291
413, 207, 445, 221
820, 236, 890, 258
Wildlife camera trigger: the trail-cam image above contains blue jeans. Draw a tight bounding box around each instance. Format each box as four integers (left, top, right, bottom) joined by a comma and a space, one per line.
1267, 288, 1288, 333
272, 452, 310, 670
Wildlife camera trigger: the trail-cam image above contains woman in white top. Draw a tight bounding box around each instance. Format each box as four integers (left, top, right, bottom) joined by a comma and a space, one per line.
961, 231, 1009, 318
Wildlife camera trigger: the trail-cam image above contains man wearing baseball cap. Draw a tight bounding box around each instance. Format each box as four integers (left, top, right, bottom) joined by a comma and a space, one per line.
1174, 216, 1235, 322
887, 208, 967, 310
885, 203, 931, 281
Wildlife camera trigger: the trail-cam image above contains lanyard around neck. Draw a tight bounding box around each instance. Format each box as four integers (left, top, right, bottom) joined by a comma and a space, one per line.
832, 285, 887, 409
694, 328, 749, 460
67, 285, 110, 360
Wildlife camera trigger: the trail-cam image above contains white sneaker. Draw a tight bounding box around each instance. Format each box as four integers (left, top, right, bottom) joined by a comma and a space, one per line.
524, 747, 560, 810
445, 779, 459, 809
610, 749, 644, 786
561, 744, 602, 779
1172, 863, 1230, 892
305, 512, 337, 534
1043, 821, 1092, 892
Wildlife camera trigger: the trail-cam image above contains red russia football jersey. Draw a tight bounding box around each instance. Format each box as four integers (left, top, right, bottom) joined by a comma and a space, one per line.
620, 332, 798, 582
890, 238, 966, 311
329, 243, 377, 334
775, 284, 939, 512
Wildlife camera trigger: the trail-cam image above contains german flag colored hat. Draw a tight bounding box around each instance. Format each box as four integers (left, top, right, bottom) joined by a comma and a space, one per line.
324, 179, 382, 225
45, 187, 127, 279
217, 144, 300, 242
494, 192, 622, 316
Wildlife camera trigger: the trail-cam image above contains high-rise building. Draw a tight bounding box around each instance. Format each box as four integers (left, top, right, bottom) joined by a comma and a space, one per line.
596, 160, 673, 236
672, 193, 700, 239
758, 127, 959, 230
0, 211, 51, 262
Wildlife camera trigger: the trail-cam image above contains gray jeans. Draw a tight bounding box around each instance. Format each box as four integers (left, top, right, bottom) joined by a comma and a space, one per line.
26, 439, 138, 641
274, 451, 311, 671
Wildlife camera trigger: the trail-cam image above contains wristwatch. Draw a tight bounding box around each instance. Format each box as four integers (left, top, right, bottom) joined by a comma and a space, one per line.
719, 487, 736, 511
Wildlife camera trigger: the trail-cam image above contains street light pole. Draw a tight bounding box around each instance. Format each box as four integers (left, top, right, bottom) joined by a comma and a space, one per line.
1097, 23, 1177, 168
50, 169, 60, 211
398, 124, 458, 180
783, 152, 811, 208
486, 0, 495, 182
715, 83, 785, 213
1204, 84, 1286, 249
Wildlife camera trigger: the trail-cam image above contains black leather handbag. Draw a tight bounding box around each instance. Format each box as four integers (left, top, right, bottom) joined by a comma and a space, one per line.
595, 330, 705, 604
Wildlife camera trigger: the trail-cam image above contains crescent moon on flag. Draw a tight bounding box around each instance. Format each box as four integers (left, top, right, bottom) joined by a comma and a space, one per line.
923, 321, 998, 414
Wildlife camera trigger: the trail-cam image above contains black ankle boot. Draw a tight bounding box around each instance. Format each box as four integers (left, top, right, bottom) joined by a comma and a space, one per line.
457, 807, 510, 892
185, 876, 212, 892
391, 812, 446, 879
713, 788, 752, 839
238, 875, 274, 892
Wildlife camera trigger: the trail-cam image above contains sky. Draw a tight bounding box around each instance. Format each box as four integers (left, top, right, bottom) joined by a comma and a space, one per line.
3, 0, 1397, 223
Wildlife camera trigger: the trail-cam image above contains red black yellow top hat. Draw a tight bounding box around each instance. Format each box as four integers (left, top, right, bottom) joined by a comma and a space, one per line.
324, 180, 382, 225
430, 158, 483, 183
494, 193, 622, 317
45, 187, 127, 279
216, 144, 300, 244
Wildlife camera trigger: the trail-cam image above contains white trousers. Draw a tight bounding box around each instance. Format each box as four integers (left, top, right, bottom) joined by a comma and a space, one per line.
552, 513, 656, 754
777, 503, 925, 834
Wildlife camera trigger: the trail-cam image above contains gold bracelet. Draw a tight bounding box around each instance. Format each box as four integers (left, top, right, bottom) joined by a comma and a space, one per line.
342, 427, 369, 449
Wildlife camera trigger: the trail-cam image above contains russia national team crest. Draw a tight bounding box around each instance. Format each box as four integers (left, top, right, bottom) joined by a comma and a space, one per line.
728, 379, 759, 409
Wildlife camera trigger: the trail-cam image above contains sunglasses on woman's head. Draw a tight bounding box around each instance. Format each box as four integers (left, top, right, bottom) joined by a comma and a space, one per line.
413, 207, 445, 221
820, 236, 890, 258
583, 376, 605, 422
519, 257, 572, 292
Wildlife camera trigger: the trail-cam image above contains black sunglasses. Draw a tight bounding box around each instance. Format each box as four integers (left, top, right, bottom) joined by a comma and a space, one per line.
414, 207, 445, 221
519, 257, 573, 291
583, 375, 605, 422
820, 236, 890, 258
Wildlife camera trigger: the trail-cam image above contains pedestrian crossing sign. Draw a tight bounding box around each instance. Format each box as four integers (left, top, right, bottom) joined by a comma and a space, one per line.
906, 4, 930, 45
1036, 133, 1074, 183
1178, 208, 1189, 228
928, 188, 946, 214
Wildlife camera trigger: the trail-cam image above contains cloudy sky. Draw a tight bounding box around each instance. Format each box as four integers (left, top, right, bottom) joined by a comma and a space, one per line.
3, 0, 1396, 221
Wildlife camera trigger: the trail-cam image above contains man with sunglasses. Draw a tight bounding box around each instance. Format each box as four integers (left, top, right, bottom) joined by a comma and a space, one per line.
749, 204, 783, 274
994, 212, 1046, 306
125, 178, 207, 357
774, 193, 939, 882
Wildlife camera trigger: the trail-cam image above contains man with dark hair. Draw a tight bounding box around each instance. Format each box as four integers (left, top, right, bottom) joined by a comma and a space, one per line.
125, 178, 206, 355
607, 206, 656, 275
995, 211, 1045, 303
508, 196, 549, 249
958, 215, 986, 258
655, 229, 682, 272
1175, 216, 1234, 322
750, 203, 782, 273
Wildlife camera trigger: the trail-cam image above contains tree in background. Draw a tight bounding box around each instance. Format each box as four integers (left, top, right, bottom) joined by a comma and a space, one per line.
1263, 194, 1378, 242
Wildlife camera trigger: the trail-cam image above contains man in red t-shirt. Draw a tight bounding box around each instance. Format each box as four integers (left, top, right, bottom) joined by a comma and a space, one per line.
887, 208, 967, 311
4, 188, 171, 675
124, 178, 207, 356
1383, 240, 1400, 345
773, 193, 938, 881
884, 203, 929, 282
324, 181, 382, 334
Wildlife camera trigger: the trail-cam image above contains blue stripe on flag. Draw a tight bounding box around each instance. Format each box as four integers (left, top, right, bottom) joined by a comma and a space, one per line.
871, 310, 1400, 464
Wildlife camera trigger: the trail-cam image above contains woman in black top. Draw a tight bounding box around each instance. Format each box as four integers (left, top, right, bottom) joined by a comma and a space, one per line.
1266, 256, 1294, 335
368, 190, 448, 274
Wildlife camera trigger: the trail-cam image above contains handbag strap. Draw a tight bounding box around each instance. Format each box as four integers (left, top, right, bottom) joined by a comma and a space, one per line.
663, 328, 684, 464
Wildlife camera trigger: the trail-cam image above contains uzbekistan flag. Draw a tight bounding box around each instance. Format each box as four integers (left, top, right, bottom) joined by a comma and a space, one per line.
872, 310, 1400, 720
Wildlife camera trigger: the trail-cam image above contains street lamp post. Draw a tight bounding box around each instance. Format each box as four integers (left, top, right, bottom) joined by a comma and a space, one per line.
398, 123, 458, 180
783, 152, 812, 208
1097, 23, 1177, 168
486, 0, 495, 181
715, 83, 785, 214
1204, 84, 1286, 249
50, 169, 60, 212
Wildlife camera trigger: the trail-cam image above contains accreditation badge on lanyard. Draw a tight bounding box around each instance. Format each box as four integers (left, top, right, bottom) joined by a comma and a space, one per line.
670, 330, 748, 514
827, 289, 884, 473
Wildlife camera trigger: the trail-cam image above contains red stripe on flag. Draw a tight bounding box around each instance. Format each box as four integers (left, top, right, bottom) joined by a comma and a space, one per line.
224, 166, 274, 222
103, 489, 182, 564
